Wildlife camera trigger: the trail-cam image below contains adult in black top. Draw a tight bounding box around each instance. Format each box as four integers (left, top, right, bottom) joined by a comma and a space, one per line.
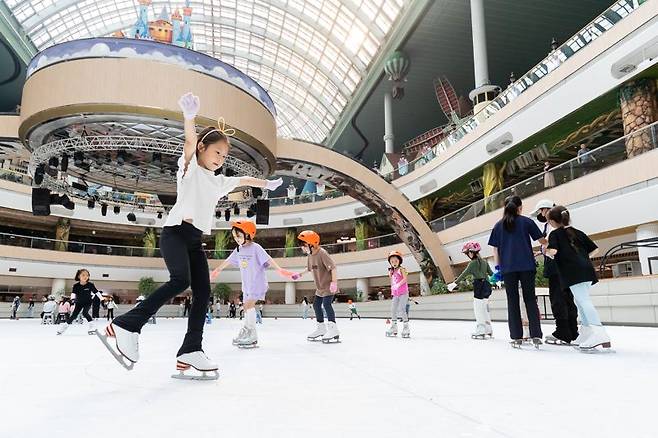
547, 226, 598, 288
533, 201, 579, 343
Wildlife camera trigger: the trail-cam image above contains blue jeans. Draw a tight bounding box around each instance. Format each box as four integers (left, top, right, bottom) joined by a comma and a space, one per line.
313, 295, 335, 323
569, 281, 602, 326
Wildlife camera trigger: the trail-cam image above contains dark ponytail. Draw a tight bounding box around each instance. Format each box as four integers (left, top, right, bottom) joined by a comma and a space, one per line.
548, 206, 581, 252
502, 195, 522, 232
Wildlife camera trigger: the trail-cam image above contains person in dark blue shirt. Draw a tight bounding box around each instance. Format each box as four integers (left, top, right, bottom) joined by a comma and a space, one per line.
488, 196, 547, 345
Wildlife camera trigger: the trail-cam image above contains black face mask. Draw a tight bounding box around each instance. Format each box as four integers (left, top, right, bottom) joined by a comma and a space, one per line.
537, 213, 547, 223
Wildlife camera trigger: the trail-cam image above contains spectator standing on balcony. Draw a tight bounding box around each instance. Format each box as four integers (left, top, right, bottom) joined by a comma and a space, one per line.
183, 296, 191, 317
488, 195, 547, 348
545, 206, 611, 351
398, 156, 409, 176
316, 181, 325, 199
543, 161, 556, 189
287, 182, 297, 205
577, 143, 596, 175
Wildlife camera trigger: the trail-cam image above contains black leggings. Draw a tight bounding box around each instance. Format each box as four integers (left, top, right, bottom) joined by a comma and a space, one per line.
112, 222, 209, 356
313, 295, 335, 323
106, 309, 114, 320
66, 302, 92, 324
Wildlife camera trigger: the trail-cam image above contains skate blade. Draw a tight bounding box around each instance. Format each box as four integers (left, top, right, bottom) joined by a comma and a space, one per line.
171, 370, 219, 381
401, 334, 410, 339
385, 333, 398, 337
321, 337, 341, 344
95, 331, 134, 371
578, 343, 615, 354
307, 337, 324, 342
471, 335, 487, 340
236, 343, 259, 349
545, 340, 571, 346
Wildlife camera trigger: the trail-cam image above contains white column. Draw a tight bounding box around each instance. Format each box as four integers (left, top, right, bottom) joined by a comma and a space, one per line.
383, 92, 394, 154
636, 223, 658, 275
356, 278, 369, 302
419, 272, 430, 296
51, 278, 66, 297
470, 0, 489, 89
284, 282, 296, 305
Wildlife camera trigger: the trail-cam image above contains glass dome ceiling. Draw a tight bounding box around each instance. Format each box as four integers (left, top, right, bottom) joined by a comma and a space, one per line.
4, 0, 407, 143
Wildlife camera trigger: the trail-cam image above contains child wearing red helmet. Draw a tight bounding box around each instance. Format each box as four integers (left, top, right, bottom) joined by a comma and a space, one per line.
449, 242, 494, 339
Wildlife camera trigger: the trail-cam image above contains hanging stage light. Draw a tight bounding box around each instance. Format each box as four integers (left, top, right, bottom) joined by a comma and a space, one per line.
87, 198, 95, 209
157, 211, 163, 219
117, 150, 127, 166
113, 205, 120, 215
101, 203, 108, 216
224, 209, 230, 221
74, 151, 85, 166
233, 203, 240, 216
127, 212, 137, 222
34, 164, 45, 185
61, 154, 69, 172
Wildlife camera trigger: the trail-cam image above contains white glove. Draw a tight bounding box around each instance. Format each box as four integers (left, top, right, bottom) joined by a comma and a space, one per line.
447, 282, 457, 292
265, 177, 283, 191
178, 92, 200, 120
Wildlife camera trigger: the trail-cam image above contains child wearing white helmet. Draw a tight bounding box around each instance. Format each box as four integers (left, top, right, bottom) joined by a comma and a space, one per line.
449, 242, 494, 339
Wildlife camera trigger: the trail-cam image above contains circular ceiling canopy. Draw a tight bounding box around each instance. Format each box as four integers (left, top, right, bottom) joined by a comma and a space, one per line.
5, 0, 408, 143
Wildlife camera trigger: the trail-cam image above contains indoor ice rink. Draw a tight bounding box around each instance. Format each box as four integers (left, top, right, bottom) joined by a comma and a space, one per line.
1, 1, 657, 437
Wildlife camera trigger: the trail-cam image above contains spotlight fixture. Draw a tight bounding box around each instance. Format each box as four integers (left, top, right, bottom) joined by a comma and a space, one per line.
117, 150, 127, 166
34, 164, 45, 185
101, 203, 108, 216
215, 209, 221, 219
233, 203, 240, 216
246, 206, 255, 218
252, 187, 263, 198
152, 152, 162, 164
73, 151, 85, 166
50, 194, 74, 210
60, 154, 69, 172
224, 208, 230, 221
87, 198, 95, 209
48, 156, 59, 169
127, 212, 136, 222
113, 205, 120, 215
157, 211, 163, 219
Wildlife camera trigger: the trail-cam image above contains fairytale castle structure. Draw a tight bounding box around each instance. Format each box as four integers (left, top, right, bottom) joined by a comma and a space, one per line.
127, 0, 194, 48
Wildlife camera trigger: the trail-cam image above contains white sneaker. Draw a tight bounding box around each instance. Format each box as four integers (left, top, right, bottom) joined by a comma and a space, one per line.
307, 322, 327, 340
176, 351, 218, 371
386, 322, 398, 337
107, 323, 139, 363
572, 326, 592, 346
322, 321, 340, 342
56, 323, 69, 335
578, 325, 611, 349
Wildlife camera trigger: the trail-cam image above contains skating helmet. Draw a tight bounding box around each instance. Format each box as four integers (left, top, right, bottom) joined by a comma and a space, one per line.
297, 230, 320, 247
461, 242, 481, 253
387, 250, 403, 265
230, 220, 257, 239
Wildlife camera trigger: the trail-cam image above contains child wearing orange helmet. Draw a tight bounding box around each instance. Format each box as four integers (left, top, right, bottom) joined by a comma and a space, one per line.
291, 230, 340, 343
448, 241, 494, 339
386, 251, 410, 338
211, 220, 294, 348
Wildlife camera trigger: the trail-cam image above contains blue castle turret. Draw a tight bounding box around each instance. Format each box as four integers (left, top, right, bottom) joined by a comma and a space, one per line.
131, 0, 152, 39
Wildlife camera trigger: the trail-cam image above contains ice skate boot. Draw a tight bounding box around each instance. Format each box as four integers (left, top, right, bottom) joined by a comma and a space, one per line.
401, 322, 410, 339
545, 335, 570, 346
96, 323, 138, 370
578, 326, 613, 353
307, 322, 326, 342
571, 326, 592, 347
232, 326, 248, 345
531, 337, 543, 349
56, 323, 69, 335
510, 339, 523, 349
471, 324, 487, 340
87, 321, 97, 335
172, 351, 219, 380
236, 327, 258, 349
386, 321, 398, 337
322, 322, 340, 344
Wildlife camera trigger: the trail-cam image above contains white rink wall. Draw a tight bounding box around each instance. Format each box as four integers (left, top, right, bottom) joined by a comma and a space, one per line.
9, 276, 658, 326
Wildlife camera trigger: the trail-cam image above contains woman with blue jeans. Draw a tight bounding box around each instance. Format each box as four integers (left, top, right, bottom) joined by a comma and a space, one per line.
488, 196, 547, 347
546, 206, 611, 350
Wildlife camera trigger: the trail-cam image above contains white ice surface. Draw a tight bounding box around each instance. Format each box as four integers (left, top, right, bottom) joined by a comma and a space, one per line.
1, 318, 656, 438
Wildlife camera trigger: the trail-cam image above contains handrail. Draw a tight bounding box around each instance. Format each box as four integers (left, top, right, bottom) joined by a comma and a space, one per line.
429, 121, 658, 231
